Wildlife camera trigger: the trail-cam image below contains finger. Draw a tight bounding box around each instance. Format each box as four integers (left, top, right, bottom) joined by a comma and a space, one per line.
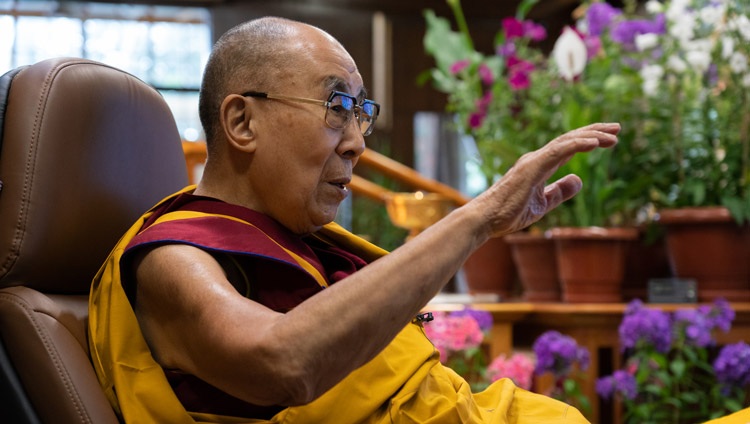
575, 122, 621, 136
543, 174, 583, 210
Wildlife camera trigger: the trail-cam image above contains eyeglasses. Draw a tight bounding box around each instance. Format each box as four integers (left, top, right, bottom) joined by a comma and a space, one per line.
242, 90, 380, 136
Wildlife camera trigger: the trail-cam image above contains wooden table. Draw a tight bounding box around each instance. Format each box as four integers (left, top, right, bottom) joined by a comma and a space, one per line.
428, 301, 750, 424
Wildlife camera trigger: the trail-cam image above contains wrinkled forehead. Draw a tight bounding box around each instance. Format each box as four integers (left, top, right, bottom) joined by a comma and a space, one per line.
289, 24, 366, 100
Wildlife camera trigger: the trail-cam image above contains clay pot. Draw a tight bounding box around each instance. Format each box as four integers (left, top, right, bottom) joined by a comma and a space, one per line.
549, 227, 639, 303
658, 207, 750, 302
506, 232, 560, 302
463, 237, 517, 299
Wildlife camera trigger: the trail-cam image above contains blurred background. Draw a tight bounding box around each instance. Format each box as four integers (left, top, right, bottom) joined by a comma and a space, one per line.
0, 0, 582, 250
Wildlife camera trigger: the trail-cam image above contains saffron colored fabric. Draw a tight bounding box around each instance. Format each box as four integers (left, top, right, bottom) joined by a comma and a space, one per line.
88, 187, 589, 423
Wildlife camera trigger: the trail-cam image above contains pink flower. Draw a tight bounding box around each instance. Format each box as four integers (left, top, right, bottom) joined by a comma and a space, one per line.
487, 353, 535, 390
585, 35, 603, 59
478, 63, 494, 85
468, 111, 486, 129
449, 59, 470, 75
424, 312, 485, 362
467, 90, 493, 129
523, 21, 547, 42
507, 55, 535, 90
502, 17, 524, 39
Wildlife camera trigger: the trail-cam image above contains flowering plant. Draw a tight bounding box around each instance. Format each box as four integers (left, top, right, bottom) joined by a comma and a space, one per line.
422, 308, 492, 389
423, 308, 587, 410
423, 0, 750, 226
596, 299, 749, 423
532, 330, 592, 415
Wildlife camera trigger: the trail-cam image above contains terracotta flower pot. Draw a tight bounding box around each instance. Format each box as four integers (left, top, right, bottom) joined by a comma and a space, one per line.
658, 206, 750, 302
505, 232, 560, 302
463, 237, 517, 299
549, 227, 639, 303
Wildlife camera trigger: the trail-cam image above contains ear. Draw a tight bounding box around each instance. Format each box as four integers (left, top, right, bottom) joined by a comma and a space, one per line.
219, 94, 257, 153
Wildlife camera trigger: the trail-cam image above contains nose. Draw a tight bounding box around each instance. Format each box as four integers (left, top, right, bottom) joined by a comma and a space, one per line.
336, 117, 366, 162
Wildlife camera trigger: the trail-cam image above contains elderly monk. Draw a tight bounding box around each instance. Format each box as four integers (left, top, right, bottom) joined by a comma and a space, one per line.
89, 16, 620, 423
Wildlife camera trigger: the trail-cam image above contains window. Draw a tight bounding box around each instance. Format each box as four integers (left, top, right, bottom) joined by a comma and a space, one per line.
0, 1, 211, 141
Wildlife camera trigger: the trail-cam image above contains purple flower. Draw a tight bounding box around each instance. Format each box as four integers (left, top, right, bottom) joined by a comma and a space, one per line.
496, 41, 515, 57
450, 307, 493, 333
619, 299, 672, 353
703, 298, 735, 333
611, 14, 666, 48
596, 370, 637, 400
714, 342, 750, 392
586, 2, 622, 37
533, 330, 590, 378
449, 59, 470, 75
673, 308, 714, 348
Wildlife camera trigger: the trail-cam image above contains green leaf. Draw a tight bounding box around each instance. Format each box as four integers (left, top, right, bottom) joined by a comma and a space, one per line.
423, 10, 474, 71
669, 359, 686, 378
515, 0, 540, 20
563, 378, 578, 393
722, 196, 748, 225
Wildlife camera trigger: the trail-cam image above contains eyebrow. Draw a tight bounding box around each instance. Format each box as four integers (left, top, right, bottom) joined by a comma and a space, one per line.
322, 75, 367, 102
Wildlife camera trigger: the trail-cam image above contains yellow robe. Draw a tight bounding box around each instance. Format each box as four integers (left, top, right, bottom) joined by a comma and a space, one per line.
88, 187, 589, 423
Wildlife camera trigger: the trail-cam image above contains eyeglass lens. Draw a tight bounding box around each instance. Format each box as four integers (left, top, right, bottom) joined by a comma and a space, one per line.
325, 93, 379, 136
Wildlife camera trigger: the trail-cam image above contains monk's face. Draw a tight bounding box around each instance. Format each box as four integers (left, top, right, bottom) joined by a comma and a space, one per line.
247, 25, 367, 234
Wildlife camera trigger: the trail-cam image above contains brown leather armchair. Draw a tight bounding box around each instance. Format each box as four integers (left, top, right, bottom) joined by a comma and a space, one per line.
0, 58, 189, 423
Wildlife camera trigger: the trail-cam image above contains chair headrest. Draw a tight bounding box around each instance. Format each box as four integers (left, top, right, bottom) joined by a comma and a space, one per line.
0, 57, 189, 294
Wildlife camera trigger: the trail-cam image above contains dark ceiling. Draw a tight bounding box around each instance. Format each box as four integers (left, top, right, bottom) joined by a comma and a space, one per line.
74, 0, 583, 20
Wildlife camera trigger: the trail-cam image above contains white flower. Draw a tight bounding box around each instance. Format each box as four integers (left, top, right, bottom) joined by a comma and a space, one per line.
635, 33, 660, 51
552, 27, 587, 82
686, 50, 712, 74
667, 54, 688, 73
730, 52, 748, 74
640, 64, 664, 97
698, 3, 726, 28
669, 13, 697, 45
742, 73, 750, 88
666, 0, 690, 21
721, 36, 735, 60
728, 15, 750, 42
645, 0, 664, 14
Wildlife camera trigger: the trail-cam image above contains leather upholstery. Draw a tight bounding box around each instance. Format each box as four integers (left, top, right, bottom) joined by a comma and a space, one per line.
0, 57, 189, 423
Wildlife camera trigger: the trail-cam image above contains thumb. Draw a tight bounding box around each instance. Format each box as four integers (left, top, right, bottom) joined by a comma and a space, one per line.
544, 174, 583, 210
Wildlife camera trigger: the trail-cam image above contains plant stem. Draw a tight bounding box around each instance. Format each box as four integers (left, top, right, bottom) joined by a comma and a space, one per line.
740, 97, 749, 189
671, 85, 685, 187
446, 0, 474, 51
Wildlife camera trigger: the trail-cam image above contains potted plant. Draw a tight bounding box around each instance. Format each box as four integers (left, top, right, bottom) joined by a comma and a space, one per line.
422, 0, 644, 302
618, 0, 750, 302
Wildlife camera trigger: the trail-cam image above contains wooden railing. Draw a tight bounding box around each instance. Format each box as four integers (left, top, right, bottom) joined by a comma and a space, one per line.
353, 148, 469, 206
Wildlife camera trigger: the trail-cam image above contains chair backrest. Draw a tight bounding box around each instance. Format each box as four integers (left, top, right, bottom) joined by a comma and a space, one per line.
0, 57, 189, 423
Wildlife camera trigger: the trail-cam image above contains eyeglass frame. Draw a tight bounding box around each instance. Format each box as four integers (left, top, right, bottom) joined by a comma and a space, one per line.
241, 90, 380, 136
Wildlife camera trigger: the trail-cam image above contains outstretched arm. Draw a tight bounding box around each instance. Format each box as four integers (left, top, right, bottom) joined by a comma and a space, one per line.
134, 122, 620, 407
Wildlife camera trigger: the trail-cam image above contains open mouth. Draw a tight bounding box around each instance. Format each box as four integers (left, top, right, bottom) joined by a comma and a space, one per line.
329, 179, 350, 190
330, 182, 346, 189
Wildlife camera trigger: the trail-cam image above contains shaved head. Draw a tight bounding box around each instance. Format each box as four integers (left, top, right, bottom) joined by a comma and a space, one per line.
199, 17, 331, 151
